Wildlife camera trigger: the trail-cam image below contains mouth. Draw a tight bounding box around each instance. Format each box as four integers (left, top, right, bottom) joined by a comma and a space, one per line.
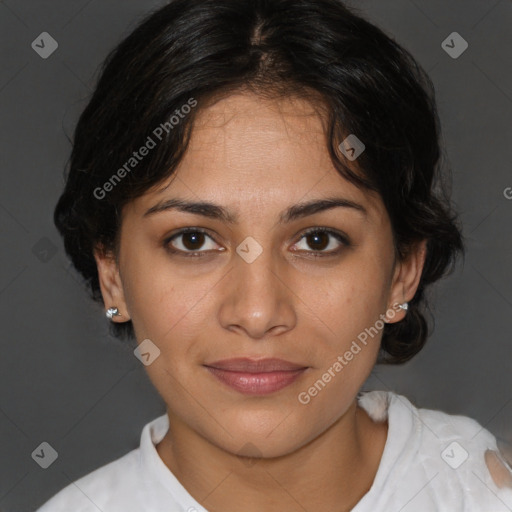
203, 358, 309, 395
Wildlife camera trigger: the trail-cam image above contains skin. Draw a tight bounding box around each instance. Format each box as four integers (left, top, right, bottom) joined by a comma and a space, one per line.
485, 449, 512, 489
94, 91, 427, 512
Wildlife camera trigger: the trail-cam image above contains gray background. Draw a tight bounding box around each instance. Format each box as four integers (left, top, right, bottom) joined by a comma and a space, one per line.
1, 0, 511, 510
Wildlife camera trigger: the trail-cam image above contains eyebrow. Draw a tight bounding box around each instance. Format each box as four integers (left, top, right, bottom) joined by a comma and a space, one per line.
143, 196, 368, 223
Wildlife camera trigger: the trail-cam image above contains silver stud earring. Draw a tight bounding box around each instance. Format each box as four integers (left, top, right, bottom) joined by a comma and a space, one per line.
398, 302, 409, 311
106, 307, 121, 320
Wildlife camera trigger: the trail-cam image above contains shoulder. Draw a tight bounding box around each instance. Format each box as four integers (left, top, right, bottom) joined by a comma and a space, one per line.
360, 390, 512, 510
397, 392, 512, 509
35, 449, 141, 512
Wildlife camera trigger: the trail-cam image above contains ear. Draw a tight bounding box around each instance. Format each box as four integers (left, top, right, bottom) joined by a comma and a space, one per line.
93, 245, 131, 322
386, 239, 428, 323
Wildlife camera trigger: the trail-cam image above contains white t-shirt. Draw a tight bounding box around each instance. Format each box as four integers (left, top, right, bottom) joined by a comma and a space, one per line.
36, 390, 512, 511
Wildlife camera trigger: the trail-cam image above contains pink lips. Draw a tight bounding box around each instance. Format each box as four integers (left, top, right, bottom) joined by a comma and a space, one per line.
204, 358, 308, 395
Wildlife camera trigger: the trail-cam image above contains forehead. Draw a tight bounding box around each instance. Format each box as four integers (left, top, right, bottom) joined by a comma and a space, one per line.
187, 92, 335, 169
193, 91, 325, 135
132, 92, 385, 222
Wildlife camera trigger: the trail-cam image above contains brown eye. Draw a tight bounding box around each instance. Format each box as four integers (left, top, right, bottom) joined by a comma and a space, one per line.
292, 228, 349, 256
181, 231, 206, 250
165, 228, 221, 256
305, 231, 330, 251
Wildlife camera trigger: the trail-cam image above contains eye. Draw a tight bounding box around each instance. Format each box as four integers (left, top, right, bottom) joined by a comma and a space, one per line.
164, 226, 350, 258
164, 228, 223, 257
291, 227, 350, 256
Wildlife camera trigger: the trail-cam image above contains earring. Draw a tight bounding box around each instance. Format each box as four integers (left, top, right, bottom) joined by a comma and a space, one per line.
384, 302, 409, 324
106, 307, 121, 320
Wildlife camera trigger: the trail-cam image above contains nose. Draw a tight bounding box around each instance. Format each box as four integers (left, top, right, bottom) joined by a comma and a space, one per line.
217, 246, 297, 340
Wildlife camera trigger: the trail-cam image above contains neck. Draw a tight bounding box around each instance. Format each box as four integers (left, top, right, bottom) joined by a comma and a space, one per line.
156, 399, 388, 512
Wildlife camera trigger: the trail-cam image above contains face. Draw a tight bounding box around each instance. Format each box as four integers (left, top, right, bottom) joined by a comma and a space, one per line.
95, 92, 426, 458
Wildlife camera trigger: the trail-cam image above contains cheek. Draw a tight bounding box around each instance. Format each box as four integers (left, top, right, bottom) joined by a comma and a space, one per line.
295, 272, 387, 419
298, 256, 390, 352
120, 247, 210, 341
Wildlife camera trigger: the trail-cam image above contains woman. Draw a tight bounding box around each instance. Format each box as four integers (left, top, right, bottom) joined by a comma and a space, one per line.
37, 0, 512, 510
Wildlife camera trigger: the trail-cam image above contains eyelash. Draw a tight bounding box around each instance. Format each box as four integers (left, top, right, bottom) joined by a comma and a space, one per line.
163, 227, 351, 259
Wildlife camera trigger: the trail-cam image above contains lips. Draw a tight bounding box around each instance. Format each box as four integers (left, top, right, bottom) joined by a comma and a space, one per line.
205, 357, 307, 372
203, 358, 308, 395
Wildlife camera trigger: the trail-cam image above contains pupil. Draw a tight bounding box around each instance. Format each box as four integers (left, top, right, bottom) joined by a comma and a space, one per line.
308, 232, 328, 251
183, 232, 204, 250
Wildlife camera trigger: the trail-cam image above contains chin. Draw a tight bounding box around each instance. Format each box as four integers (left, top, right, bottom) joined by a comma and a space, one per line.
209, 409, 311, 459
219, 431, 305, 460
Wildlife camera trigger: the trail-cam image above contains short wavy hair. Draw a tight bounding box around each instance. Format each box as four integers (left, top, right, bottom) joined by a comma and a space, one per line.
54, 0, 465, 364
